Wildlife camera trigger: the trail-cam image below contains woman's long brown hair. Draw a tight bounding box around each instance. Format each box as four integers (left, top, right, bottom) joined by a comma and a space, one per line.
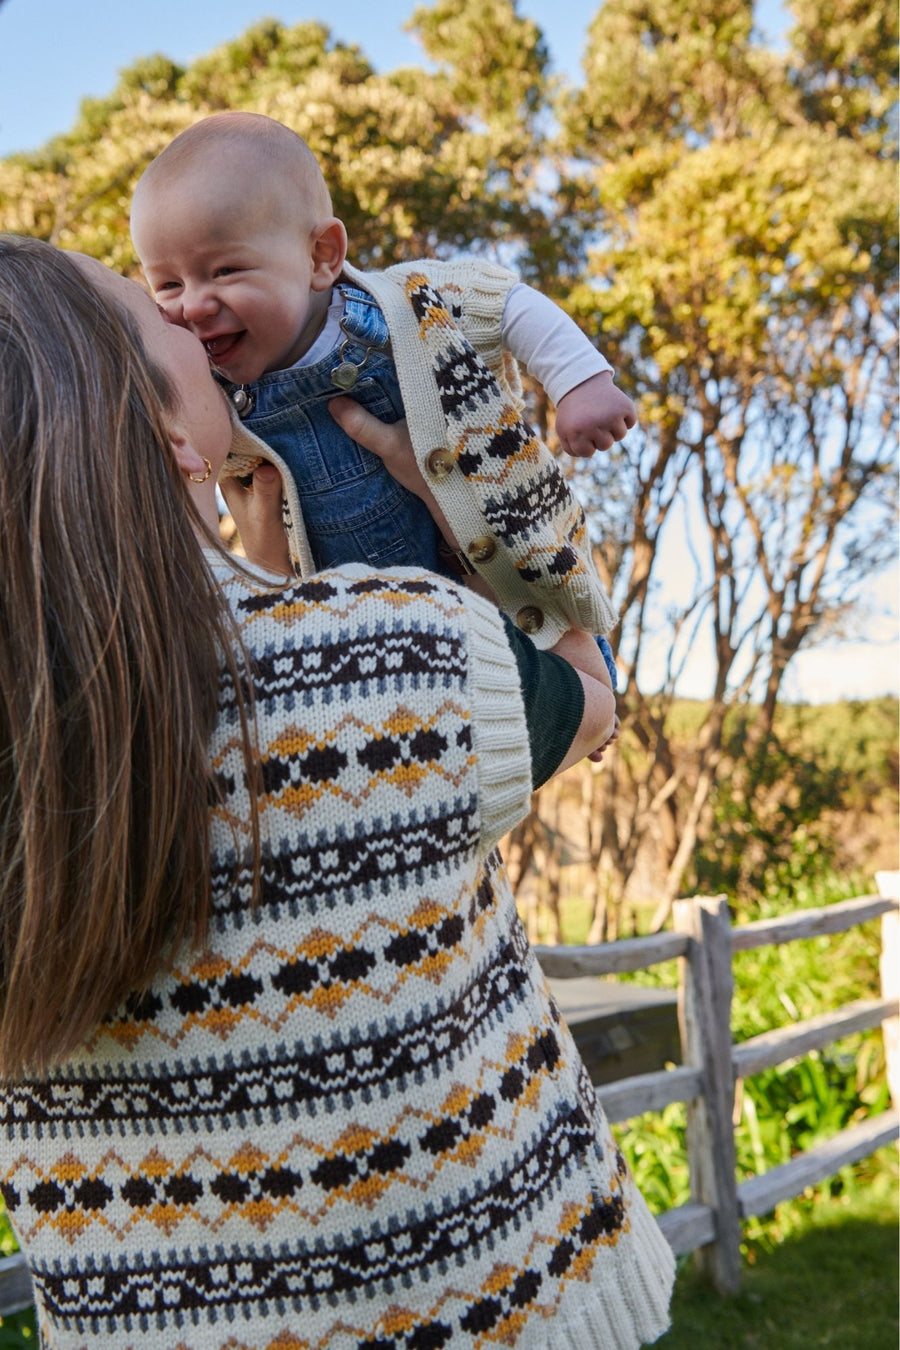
0, 235, 254, 1077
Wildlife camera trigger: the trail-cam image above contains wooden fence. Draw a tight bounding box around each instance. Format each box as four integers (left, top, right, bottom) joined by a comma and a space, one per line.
535, 871, 900, 1295
0, 879, 897, 1316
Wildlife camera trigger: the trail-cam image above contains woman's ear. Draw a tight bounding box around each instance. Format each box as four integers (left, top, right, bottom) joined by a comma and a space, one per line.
310, 218, 348, 292
168, 424, 209, 480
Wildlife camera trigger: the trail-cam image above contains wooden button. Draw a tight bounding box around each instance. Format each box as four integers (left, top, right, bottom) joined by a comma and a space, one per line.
425, 448, 454, 479
467, 535, 497, 564
516, 606, 544, 634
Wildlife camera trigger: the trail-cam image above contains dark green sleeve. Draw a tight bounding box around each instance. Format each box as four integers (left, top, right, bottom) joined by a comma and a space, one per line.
501, 616, 585, 789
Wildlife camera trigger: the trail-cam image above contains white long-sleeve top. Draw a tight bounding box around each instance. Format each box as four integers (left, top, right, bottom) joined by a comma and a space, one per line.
299, 282, 613, 407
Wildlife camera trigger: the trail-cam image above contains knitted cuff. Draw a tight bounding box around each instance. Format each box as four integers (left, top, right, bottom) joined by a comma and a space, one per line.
461, 591, 534, 854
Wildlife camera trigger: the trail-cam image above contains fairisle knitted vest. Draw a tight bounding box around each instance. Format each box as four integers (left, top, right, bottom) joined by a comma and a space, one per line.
0, 565, 672, 1348
223, 258, 618, 650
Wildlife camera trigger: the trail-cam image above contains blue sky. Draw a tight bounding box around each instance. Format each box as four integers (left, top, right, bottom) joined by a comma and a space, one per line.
0, 0, 792, 157
1, 0, 894, 701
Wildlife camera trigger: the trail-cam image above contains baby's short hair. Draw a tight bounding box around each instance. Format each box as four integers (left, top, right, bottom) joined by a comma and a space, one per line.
135, 112, 333, 221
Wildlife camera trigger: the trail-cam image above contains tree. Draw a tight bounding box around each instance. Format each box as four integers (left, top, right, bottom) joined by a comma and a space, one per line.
2, 1, 894, 934
542, 0, 898, 931
0, 8, 551, 272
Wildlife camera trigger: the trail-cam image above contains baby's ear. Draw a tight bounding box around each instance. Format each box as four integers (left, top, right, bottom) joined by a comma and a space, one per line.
310, 218, 348, 290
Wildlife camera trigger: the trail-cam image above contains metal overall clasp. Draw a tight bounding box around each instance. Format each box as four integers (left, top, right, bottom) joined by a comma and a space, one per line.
330, 316, 387, 391
230, 385, 255, 417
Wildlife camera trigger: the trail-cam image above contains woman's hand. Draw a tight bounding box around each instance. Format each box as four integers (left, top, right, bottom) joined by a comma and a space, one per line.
587, 713, 620, 764
547, 628, 618, 773
220, 462, 291, 576
328, 397, 461, 549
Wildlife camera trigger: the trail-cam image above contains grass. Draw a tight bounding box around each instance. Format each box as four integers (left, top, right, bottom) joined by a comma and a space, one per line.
0, 1311, 34, 1348
1, 1157, 894, 1349
659, 1152, 899, 1349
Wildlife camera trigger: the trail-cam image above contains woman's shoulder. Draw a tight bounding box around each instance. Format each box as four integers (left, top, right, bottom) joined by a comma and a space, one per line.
211, 559, 472, 629
208, 559, 533, 850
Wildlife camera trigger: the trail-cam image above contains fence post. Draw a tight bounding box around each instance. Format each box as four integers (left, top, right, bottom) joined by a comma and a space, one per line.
876, 871, 899, 1110
673, 895, 742, 1295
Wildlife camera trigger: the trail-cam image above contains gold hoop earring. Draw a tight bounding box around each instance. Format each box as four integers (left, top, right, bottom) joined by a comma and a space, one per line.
187, 458, 212, 484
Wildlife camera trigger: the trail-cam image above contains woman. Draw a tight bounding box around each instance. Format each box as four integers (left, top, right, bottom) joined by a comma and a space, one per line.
0, 235, 674, 1348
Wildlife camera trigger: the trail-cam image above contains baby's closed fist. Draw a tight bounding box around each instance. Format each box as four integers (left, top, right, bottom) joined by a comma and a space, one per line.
555, 371, 636, 457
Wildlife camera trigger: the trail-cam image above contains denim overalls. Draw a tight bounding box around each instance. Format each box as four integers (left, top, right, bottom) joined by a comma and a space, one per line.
226, 284, 446, 574
226, 283, 618, 687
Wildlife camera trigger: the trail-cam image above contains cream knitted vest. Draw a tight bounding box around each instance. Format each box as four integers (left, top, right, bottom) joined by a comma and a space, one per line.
0, 565, 671, 1348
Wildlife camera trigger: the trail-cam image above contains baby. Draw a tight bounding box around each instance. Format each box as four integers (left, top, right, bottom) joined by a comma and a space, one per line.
131, 111, 629, 685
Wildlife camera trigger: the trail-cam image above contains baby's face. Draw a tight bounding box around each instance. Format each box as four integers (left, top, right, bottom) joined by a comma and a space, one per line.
132, 173, 330, 385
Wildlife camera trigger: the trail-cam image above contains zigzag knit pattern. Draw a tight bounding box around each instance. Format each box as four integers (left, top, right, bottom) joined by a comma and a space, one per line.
344, 260, 620, 648
406, 274, 592, 571
0, 564, 672, 1348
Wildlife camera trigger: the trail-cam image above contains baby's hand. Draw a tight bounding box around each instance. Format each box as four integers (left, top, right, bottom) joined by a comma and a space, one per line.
555, 371, 636, 457
587, 713, 621, 764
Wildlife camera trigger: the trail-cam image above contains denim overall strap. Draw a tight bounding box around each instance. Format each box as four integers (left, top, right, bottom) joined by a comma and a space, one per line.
221, 282, 447, 575
329, 284, 390, 391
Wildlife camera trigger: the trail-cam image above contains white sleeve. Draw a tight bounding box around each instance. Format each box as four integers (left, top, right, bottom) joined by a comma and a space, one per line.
500, 282, 614, 406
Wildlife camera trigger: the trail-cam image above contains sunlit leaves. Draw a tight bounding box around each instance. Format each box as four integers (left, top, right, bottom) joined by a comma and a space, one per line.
0, 9, 551, 271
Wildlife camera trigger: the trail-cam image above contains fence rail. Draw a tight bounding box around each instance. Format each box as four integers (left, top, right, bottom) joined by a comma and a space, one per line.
532, 873, 900, 1294
0, 881, 897, 1314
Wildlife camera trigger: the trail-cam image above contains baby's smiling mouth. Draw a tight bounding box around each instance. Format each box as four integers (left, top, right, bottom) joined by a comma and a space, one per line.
205, 332, 243, 361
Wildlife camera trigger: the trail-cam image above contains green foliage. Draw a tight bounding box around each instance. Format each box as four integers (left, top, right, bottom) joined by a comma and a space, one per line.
2, 6, 895, 928
0, 1208, 16, 1258
553, 0, 897, 927
729, 902, 889, 1210
613, 871, 893, 1274
410, 0, 549, 123
787, 0, 900, 149
694, 699, 898, 904
0, 1310, 36, 1347
0, 1203, 35, 1341
0, 5, 555, 271
564, 0, 767, 156
616, 1103, 691, 1214
0, 1198, 31, 1338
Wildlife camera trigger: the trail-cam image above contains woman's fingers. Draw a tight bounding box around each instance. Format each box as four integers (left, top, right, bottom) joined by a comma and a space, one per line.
328, 396, 403, 460
220, 463, 291, 575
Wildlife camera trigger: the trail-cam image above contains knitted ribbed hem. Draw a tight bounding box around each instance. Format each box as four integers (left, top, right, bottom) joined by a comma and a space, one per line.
531, 1199, 676, 1349
461, 590, 534, 853
431, 259, 520, 372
